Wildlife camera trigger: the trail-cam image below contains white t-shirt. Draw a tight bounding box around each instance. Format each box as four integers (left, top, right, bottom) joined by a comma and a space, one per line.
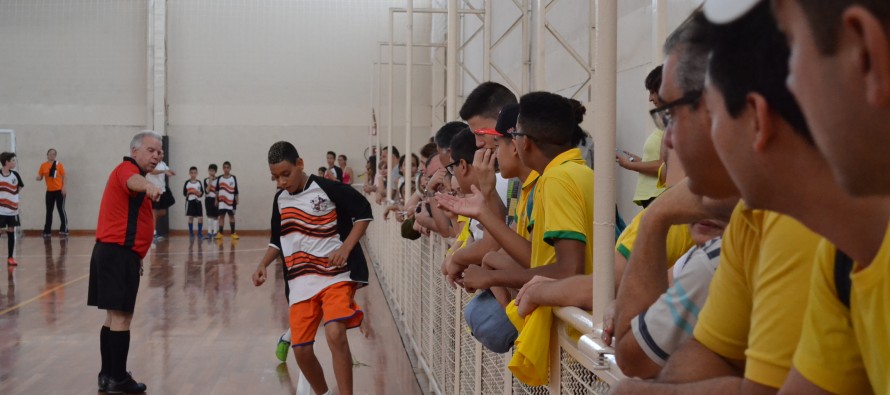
146, 161, 168, 192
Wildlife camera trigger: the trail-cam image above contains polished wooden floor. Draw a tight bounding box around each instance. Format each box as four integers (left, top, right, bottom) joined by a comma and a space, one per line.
0, 235, 423, 395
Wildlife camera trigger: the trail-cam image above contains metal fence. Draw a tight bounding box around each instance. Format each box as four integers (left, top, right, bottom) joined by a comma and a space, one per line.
364, 204, 625, 394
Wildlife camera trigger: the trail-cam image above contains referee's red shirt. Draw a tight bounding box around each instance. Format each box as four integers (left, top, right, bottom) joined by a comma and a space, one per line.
95, 157, 154, 258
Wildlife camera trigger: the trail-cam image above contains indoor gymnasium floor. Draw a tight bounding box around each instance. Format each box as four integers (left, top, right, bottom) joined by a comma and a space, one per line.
0, 234, 422, 395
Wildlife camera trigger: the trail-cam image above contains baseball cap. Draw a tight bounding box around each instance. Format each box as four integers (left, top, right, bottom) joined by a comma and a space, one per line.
703, 0, 762, 24
494, 103, 520, 137
464, 289, 519, 353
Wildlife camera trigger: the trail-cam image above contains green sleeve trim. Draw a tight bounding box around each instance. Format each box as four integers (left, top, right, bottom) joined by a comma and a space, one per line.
616, 244, 631, 260
543, 230, 587, 245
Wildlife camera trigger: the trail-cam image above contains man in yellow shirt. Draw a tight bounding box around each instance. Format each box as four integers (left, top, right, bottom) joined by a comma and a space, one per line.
36, 148, 68, 237
766, 0, 890, 393
612, 5, 824, 394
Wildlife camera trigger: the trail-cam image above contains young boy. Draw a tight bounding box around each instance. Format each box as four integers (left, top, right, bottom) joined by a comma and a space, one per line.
183, 166, 204, 238
0, 152, 23, 265
203, 164, 219, 240
253, 141, 372, 395
215, 161, 239, 239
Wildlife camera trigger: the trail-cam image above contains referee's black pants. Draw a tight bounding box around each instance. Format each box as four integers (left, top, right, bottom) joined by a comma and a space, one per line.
44, 190, 68, 234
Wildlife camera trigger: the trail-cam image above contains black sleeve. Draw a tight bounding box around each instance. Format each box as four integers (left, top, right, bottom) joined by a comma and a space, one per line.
318, 176, 373, 223
183, 181, 189, 197
13, 171, 23, 189
270, 190, 283, 250
199, 182, 205, 195
233, 175, 239, 195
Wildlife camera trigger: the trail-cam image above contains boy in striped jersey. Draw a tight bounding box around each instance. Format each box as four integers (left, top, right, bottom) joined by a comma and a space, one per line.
253, 141, 372, 395
0, 152, 22, 266
214, 161, 239, 239
183, 166, 204, 238
203, 164, 218, 239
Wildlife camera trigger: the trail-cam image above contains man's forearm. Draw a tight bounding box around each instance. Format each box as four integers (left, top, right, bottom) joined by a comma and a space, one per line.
615, 376, 773, 395
528, 275, 592, 310
476, 208, 532, 267
488, 262, 581, 289
452, 231, 500, 267
126, 174, 153, 193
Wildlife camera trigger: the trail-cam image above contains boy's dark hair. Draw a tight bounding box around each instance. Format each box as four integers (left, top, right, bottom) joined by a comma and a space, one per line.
708, 2, 811, 142
268, 141, 300, 165
338, 154, 347, 161
797, 0, 890, 55
434, 121, 469, 149
223, 161, 232, 167
664, 10, 713, 102
327, 151, 336, 157
419, 142, 438, 160
382, 146, 400, 159
517, 92, 576, 147
645, 65, 663, 92
568, 98, 590, 146
449, 128, 477, 165
208, 164, 217, 171
47, 148, 57, 155
0, 152, 15, 166
189, 166, 198, 172
459, 82, 518, 121
318, 167, 327, 173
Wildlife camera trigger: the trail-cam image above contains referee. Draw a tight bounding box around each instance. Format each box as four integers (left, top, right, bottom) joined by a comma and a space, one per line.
87, 131, 162, 393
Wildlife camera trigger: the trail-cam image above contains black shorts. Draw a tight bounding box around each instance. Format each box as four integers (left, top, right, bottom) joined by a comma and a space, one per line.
205, 197, 218, 218
217, 208, 235, 217
87, 242, 142, 313
185, 199, 203, 217
153, 189, 175, 210
0, 214, 20, 228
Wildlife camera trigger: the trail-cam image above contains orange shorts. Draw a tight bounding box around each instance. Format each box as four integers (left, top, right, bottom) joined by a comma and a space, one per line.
289, 281, 364, 346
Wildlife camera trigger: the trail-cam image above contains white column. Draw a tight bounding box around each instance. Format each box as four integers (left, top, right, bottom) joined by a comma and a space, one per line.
405, 0, 414, 197
592, 0, 618, 322
446, 0, 459, 120
147, 0, 166, 135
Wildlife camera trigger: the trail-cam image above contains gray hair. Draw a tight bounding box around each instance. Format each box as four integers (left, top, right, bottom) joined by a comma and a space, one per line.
131, 130, 162, 151
663, 9, 712, 96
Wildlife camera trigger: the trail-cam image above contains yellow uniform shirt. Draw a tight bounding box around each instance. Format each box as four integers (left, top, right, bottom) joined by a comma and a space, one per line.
849, 224, 890, 395
446, 216, 472, 255
529, 149, 594, 273
793, 239, 872, 395
632, 129, 665, 204
693, 202, 822, 388
615, 208, 695, 270
515, 171, 540, 240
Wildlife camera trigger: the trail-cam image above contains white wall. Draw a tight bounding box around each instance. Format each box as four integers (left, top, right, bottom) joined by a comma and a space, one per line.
1, 0, 434, 231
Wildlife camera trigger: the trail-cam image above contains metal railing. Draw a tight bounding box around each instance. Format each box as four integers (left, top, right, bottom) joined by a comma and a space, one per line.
364, 203, 625, 394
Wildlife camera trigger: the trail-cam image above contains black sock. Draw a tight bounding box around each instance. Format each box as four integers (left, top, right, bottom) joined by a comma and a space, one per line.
100, 326, 111, 376
108, 330, 131, 381
229, 222, 235, 234
7, 232, 13, 258
219, 225, 224, 234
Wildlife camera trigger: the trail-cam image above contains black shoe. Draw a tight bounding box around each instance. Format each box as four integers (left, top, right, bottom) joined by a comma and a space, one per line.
98, 373, 109, 392
106, 372, 147, 394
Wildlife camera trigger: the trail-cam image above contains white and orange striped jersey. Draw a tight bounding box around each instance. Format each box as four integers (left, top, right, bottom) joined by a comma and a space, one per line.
0, 170, 24, 216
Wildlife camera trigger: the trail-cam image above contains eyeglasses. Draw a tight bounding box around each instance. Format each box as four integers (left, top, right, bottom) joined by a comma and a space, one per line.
507, 130, 535, 141
649, 90, 702, 130
443, 160, 457, 176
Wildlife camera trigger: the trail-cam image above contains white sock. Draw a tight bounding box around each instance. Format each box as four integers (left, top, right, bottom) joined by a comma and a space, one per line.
280, 329, 291, 344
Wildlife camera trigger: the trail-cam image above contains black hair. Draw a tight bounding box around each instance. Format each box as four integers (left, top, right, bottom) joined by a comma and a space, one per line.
381, 146, 400, 159
398, 153, 420, 176
517, 92, 576, 148
268, 141, 300, 165
338, 154, 347, 161
223, 161, 232, 167
645, 65, 663, 92
208, 164, 218, 171
327, 151, 336, 158
367, 155, 377, 178
47, 148, 57, 155
0, 152, 15, 166
449, 128, 477, 165
434, 121, 469, 149
419, 142, 438, 160
708, 2, 811, 142
189, 166, 198, 172
797, 0, 890, 55
318, 167, 327, 173
567, 98, 590, 146
459, 82, 518, 121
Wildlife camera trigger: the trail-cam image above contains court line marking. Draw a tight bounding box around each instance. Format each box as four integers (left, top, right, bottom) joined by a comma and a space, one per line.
0, 273, 89, 317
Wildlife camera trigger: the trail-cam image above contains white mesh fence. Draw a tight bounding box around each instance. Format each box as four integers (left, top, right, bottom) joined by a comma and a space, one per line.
365, 203, 623, 394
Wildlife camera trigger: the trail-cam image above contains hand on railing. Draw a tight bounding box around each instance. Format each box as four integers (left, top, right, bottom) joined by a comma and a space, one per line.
515, 275, 556, 318
459, 265, 491, 292
601, 301, 616, 346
